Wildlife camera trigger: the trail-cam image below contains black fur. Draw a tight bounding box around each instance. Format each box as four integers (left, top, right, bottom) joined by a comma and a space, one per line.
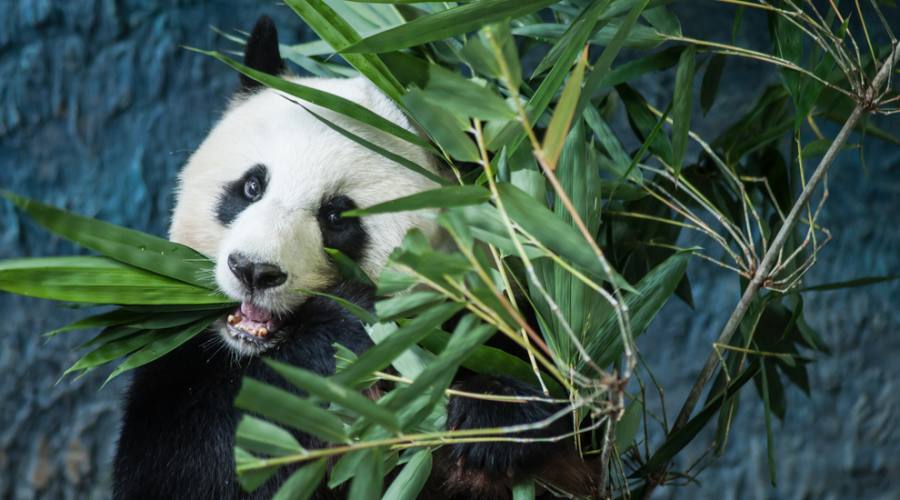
113, 283, 374, 500
113, 283, 585, 499
216, 164, 268, 225
317, 195, 368, 261
240, 15, 285, 91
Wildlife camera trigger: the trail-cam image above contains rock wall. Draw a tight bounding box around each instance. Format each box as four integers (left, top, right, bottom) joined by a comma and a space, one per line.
0, 2, 896, 499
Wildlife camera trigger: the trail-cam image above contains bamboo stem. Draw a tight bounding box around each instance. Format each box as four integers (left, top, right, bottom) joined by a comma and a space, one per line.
662, 40, 899, 479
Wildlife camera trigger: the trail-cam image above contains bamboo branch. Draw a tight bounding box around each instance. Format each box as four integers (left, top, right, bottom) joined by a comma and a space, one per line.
637, 40, 899, 499
670, 40, 899, 446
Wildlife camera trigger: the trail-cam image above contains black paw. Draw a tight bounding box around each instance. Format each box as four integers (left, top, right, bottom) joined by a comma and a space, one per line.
445, 375, 568, 480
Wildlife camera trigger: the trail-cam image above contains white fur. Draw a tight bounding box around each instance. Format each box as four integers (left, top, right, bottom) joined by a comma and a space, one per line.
169, 77, 441, 352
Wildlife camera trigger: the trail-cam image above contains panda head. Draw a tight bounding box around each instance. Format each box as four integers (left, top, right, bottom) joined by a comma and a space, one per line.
169, 16, 442, 356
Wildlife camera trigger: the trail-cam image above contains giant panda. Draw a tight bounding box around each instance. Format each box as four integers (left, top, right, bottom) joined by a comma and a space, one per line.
113, 16, 590, 500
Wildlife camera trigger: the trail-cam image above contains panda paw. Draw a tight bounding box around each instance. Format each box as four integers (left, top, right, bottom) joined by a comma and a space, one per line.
438, 375, 592, 499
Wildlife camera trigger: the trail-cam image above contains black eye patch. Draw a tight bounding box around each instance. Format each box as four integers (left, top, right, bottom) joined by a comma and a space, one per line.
216, 164, 269, 226
317, 195, 368, 262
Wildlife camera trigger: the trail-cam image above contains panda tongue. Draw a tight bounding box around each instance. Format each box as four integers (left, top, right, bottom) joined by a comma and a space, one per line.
240, 301, 273, 323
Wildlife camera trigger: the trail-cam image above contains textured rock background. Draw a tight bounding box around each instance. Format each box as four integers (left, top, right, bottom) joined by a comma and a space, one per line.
0, 2, 896, 499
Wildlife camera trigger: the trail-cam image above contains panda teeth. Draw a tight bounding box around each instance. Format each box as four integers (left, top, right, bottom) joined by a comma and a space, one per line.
227, 313, 242, 325
255, 327, 269, 338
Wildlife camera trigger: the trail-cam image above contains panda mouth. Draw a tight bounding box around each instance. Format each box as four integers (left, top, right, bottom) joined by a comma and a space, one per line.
223, 300, 284, 347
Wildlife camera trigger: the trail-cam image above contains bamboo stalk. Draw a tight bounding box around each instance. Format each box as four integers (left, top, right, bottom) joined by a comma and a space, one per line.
644, 41, 900, 496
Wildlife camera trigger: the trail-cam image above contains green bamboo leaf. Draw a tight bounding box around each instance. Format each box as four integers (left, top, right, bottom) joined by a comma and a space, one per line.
385, 315, 495, 412
325, 248, 375, 288
76, 325, 141, 352
419, 63, 515, 121
512, 480, 536, 500
402, 89, 480, 162
301, 105, 446, 186
348, 448, 383, 500
672, 45, 696, 175
284, 0, 404, 101
375, 291, 443, 321
798, 275, 899, 292
104, 313, 220, 383
235, 447, 280, 492
0, 257, 231, 305
235, 415, 306, 457
298, 288, 377, 325
64, 329, 157, 376
576, 0, 653, 119
44, 309, 146, 338
264, 359, 400, 432
193, 49, 430, 152
272, 459, 328, 500
382, 449, 432, 500
641, 5, 681, 36
618, 84, 675, 163
588, 45, 682, 92
2, 191, 213, 288
367, 322, 435, 381
542, 47, 589, 170
589, 252, 689, 368
333, 301, 463, 386
341, 0, 558, 54
344, 186, 490, 217
235, 378, 351, 444
529, 0, 609, 78
615, 400, 643, 449
495, 183, 634, 292
487, 0, 613, 152
700, 54, 726, 115
418, 329, 563, 395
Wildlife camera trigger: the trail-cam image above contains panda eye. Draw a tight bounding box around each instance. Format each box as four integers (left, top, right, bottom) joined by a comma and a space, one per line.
243, 176, 263, 202
325, 209, 348, 229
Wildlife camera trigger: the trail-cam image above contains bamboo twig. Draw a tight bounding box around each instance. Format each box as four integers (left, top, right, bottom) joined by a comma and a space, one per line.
665, 39, 899, 472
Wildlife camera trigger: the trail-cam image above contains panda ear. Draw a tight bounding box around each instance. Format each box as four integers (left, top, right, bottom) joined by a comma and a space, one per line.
241, 15, 285, 91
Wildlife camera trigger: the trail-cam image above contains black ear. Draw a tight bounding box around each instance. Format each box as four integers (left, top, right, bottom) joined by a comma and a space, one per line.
241, 15, 285, 90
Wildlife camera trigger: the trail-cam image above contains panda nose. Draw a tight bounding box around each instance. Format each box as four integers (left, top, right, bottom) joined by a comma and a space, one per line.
227, 253, 288, 290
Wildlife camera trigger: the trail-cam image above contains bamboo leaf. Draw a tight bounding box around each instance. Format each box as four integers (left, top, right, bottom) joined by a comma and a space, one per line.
0, 257, 231, 305
64, 329, 157, 376
264, 359, 400, 432
284, 0, 404, 100
301, 104, 446, 186
495, 183, 634, 291
701, 54, 726, 115
193, 49, 429, 152
672, 45, 696, 175
542, 47, 589, 170
512, 480, 536, 500
348, 448, 383, 500
589, 252, 689, 368
235, 378, 351, 444
272, 459, 327, 500
341, 0, 558, 54
798, 275, 899, 292
235, 447, 280, 492
2, 191, 214, 288
44, 309, 146, 338
104, 313, 220, 383
325, 248, 376, 288
235, 415, 306, 457
382, 449, 432, 500
333, 301, 463, 386
344, 186, 490, 216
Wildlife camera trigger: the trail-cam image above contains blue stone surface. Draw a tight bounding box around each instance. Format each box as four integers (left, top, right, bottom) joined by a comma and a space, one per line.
0, 2, 896, 499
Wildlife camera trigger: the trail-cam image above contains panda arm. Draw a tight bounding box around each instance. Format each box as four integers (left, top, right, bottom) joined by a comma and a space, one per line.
431, 375, 596, 499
